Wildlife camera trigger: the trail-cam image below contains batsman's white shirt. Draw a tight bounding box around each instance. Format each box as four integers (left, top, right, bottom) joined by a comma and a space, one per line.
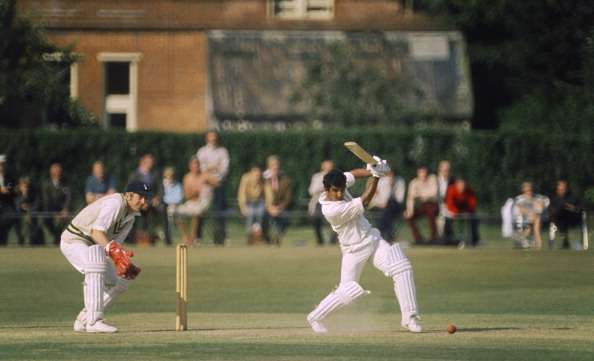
319, 172, 380, 253
61, 193, 139, 246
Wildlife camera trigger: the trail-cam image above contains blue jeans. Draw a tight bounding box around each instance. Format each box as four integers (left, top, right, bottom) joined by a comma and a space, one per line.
245, 200, 265, 230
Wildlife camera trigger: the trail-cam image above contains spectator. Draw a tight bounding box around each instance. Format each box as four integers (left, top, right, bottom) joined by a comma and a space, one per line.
176, 157, 216, 245
41, 162, 71, 245
405, 166, 439, 244
513, 182, 548, 250
370, 169, 406, 243
237, 165, 266, 245
0, 154, 18, 246
264, 155, 292, 246
161, 166, 183, 246
443, 177, 480, 247
549, 180, 582, 249
128, 153, 162, 244
196, 130, 229, 246
15, 177, 44, 246
436, 160, 452, 203
436, 160, 452, 236
85, 161, 116, 204
308, 160, 337, 246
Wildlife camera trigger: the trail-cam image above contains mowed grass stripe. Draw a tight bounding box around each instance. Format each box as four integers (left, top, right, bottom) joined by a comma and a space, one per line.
0, 247, 593, 361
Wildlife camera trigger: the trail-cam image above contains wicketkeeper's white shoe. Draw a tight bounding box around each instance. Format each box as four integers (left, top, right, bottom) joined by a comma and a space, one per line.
73, 310, 86, 332
401, 316, 422, 333
307, 316, 328, 334
86, 320, 117, 333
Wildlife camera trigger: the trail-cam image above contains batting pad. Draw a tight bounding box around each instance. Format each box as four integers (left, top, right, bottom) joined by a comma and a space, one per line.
308, 281, 369, 322
386, 244, 419, 321
84, 245, 107, 325
334, 281, 368, 304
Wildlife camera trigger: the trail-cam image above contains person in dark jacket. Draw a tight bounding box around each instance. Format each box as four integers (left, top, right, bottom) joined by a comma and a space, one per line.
549, 180, 582, 249
15, 177, 44, 245
128, 153, 162, 245
42, 162, 72, 245
0, 155, 18, 246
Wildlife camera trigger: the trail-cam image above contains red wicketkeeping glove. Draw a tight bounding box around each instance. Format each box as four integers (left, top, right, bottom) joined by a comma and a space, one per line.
124, 263, 142, 280
105, 241, 134, 278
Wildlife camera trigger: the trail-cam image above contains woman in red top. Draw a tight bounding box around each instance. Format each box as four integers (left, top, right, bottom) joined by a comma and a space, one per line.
443, 178, 480, 247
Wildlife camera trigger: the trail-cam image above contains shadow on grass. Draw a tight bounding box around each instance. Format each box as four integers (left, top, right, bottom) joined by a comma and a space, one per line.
138, 326, 310, 333
458, 327, 522, 333
2, 340, 594, 361
0, 324, 67, 330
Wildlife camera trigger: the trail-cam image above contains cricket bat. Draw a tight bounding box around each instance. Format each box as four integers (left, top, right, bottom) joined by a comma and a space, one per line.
344, 141, 378, 164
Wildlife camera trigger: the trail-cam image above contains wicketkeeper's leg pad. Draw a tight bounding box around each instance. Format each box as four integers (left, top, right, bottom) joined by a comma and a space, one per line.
307, 281, 369, 322
104, 278, 129, 309
84, 245, 107, 325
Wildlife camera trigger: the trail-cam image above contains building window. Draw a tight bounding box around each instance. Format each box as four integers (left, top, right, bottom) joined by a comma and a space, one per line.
40, 53, 78, 126
108, 113, 127, 128
97, 52, 142, 131
270, 0, 334, 19
105, 62, 130, 95
42, 52, 78, 99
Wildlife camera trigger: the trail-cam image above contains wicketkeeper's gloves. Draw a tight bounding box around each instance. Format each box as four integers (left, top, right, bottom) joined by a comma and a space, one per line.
105, 241, 142, 280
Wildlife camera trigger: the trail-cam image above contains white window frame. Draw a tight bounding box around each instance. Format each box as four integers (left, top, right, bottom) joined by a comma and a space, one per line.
97, 52, 142, 131
269, 0, 334, 20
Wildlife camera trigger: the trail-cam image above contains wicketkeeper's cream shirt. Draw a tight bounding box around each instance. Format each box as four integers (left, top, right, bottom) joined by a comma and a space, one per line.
61, 193, 139, 246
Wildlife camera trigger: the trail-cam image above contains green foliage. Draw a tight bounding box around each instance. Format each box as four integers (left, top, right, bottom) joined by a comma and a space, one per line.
585, 188, 594, 208
0, 0, 95, 128
0, 129, 592, 211
416, 0, 594, 130
292, 43, 422, 127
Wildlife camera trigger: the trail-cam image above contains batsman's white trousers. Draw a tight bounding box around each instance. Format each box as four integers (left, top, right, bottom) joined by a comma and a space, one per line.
340, 233, 419, 321
341, 236, 396, 282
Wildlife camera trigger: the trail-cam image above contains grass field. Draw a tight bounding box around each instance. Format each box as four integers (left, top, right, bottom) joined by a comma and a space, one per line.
1, 235, 593, 361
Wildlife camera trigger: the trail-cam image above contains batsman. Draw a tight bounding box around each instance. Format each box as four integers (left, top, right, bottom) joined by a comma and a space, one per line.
60, 181, 149, 333
307, 155, 422, 333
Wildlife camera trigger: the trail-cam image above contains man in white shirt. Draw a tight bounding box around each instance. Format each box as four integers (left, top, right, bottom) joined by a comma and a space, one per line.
196, 131, 229, 245
370, 170, 406, 242
405, 166, 439, 243
307, 159, 422, 333
308, 160, 336, 245
60, 181, 149, 333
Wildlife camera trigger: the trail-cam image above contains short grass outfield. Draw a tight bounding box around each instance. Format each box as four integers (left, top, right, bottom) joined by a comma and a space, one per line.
1, 225, 593, 361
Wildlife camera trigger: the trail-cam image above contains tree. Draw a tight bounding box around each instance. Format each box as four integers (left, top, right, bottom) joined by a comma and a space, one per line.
0, 0, 95, 128
416, 0, 594, 130
292, 43, 422, 128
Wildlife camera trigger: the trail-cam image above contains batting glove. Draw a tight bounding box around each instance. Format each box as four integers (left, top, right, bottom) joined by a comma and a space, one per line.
366, 156, 390, 178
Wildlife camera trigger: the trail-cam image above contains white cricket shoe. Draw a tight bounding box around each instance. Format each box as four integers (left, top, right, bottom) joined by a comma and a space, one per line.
86, 320, 118, 333
307, 316, 328, 334
73, 309, 86, 332
401, 316, 422, 333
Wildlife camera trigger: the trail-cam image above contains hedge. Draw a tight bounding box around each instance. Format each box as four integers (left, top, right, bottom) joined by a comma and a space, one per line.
0, 128, 592, 212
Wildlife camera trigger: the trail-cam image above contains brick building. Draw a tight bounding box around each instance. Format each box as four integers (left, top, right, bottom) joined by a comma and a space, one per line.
18, 0, 471, 132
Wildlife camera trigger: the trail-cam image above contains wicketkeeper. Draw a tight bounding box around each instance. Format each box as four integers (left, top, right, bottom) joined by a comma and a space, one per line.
60, 181, 149, 333
307, 157, 422, 333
